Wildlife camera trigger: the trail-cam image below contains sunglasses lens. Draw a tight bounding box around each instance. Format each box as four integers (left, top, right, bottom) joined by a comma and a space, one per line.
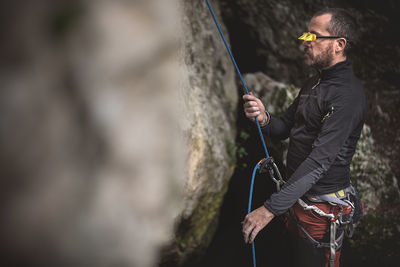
298, 32, 316, 41
298, 32, 308, 40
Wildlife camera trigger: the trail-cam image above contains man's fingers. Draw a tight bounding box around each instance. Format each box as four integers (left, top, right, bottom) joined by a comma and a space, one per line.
244, 101, 261, 120
242, 219, 254, 244
243, 101, 258, 108
245, 112, 260, 120
245, 105, 260, 112
243, 223, 260, 244
243, 94, 256, 102
249, 226, 261, 243
242, 206, 275, 244
243, 226, 253, 244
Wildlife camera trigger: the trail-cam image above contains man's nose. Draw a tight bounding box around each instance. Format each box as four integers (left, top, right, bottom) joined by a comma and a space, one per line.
303, 40, 312, 47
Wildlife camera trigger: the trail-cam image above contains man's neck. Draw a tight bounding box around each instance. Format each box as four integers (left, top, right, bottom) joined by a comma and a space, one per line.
321, 56, 347, 71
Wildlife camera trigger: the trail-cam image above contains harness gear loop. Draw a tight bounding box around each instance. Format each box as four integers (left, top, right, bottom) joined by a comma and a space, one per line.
329, 220, 339, 267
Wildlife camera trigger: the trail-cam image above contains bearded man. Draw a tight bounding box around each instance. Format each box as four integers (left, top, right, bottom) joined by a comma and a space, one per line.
241, 8, 366, 267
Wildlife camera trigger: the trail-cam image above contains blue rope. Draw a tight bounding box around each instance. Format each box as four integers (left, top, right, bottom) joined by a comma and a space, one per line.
205, 0, 269, 158
248, 165, 260, 216
205, 1, 273, 267
247, 164, 261, 267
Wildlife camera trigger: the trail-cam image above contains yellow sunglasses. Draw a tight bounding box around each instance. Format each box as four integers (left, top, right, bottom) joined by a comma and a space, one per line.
298, 32, 344, 42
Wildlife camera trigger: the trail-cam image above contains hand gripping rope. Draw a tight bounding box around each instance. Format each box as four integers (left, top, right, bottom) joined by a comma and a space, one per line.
205, 1, 285, 266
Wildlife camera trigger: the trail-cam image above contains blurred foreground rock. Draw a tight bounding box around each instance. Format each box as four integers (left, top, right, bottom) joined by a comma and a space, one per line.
0, 1, 183, 266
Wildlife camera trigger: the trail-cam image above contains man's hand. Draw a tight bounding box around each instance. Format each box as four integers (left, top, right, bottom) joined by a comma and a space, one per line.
243, 93, 268, 126
242, 205, 275, 244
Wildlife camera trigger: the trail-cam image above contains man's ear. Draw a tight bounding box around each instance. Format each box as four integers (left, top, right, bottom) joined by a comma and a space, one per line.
336, 38, 347, 53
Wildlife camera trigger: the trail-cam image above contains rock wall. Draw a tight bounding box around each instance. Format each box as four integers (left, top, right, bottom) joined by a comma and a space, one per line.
160, 0, 238, 265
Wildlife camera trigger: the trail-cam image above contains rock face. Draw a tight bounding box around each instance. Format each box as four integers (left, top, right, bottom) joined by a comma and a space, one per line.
0, 1, 184, 266
160, 0, 238, 265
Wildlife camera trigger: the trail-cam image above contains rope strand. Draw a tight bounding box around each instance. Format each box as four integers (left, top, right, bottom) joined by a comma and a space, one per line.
205, 0, 270, 158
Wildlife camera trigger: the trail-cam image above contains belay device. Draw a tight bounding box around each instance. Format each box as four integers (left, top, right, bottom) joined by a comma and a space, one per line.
205, 1, 361, 267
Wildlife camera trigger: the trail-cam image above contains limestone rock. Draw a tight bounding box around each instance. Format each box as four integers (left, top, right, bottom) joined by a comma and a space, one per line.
160, 1, 238, 265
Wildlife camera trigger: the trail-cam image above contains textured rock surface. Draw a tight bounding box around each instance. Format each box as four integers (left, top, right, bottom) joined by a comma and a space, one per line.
0, 1, 183, 266
159, 1, 238, 265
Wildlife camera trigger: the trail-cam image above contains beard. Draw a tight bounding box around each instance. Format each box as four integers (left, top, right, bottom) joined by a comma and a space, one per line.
304, 44, 334, 70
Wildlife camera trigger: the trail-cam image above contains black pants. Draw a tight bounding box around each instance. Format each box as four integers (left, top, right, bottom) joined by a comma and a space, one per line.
292, 234, 327, 267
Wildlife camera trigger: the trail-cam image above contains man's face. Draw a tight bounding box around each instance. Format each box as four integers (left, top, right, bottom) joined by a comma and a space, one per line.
303, 14, 336, 70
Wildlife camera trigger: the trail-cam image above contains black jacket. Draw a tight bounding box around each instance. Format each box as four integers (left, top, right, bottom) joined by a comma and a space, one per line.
263, 60, 367, 216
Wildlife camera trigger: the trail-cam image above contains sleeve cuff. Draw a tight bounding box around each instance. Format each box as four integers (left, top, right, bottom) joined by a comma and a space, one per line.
260, 110, 271, 127
263, 202, 278, 216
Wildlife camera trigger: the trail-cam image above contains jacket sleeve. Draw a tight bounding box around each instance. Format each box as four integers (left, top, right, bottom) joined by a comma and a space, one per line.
264, 89, 364, 216
261, 95, 299, 140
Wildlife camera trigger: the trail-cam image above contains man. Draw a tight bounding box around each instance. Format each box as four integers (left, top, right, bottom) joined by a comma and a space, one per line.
241, 8, 366, 267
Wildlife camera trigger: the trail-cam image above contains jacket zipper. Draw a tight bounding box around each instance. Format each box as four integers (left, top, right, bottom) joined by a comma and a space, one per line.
312, 78, 321, 89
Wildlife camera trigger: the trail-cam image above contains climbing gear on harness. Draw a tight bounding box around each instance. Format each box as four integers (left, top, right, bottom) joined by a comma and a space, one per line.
298, 32, 345, 42
294, 198, 346, 267
305, 186, 354, 207
291, 184, 363, 267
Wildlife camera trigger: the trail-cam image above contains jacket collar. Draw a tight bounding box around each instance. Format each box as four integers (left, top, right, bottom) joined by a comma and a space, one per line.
319, 60, 351, 80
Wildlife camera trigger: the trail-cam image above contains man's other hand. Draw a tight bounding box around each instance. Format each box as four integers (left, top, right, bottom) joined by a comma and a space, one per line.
242, 205, 275, 244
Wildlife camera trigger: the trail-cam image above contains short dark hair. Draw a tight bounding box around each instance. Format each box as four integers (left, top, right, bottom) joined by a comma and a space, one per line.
313, 8, 358, 54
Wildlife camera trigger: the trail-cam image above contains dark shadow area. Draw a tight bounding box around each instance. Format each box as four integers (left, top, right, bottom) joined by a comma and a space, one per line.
219, 2, 267, 74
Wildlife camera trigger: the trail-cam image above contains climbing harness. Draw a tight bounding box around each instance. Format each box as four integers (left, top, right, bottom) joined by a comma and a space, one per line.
293, 186, 362, 267
205, 1, 362, 267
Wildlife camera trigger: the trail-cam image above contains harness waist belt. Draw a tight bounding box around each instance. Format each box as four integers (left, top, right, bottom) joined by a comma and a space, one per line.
305, 185, 355, 207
